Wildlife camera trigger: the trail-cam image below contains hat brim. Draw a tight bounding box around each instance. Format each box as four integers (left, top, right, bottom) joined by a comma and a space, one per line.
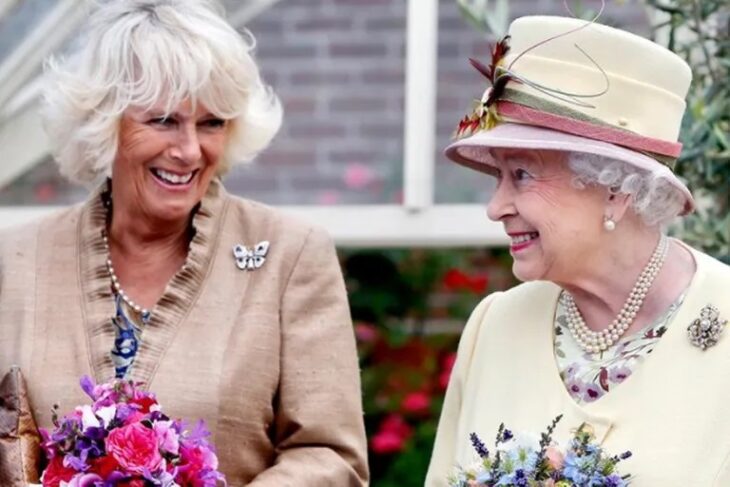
445, 123, 694, 215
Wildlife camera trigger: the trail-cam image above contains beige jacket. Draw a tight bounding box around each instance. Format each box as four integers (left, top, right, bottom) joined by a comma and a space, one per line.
426, 245, 730, 486
0, 179, 369, 486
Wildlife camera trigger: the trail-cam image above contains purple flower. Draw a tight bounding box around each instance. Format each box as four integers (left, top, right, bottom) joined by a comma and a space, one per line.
563, 363, 579, 378
565, 376, 584, 398
154, 420, 181, 455
608, 366, 632, 384
582, 383, 604, 402
64, 451, 89, 471
182, 419, 213, 447
80, 376, 96, 400
502, 429, 513, 441
469, 432, 489, 458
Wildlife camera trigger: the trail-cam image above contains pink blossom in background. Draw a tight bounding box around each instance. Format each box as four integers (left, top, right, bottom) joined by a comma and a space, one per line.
317, 190, 341, 205
438, 352, 458, 390
34, 182, 57, 203
401, 391, 431, 414
371, 414, 413, 454
354, 322, 379, 344
371, 429, 407, 454
343, 163, 375, 189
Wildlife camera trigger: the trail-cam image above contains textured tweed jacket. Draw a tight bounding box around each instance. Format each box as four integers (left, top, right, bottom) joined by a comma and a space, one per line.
0, 179, 369, 486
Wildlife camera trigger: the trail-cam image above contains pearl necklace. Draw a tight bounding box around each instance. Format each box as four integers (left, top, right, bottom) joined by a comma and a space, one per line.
562, 235, 669, 354
102, 232, 150, 316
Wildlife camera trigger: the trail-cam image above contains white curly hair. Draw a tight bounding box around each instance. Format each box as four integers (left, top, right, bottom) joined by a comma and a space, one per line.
568, 152, 687, 226
41, 0, 283, 184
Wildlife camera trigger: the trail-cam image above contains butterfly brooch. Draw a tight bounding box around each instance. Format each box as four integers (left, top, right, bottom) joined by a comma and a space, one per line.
233, 241, 270, 271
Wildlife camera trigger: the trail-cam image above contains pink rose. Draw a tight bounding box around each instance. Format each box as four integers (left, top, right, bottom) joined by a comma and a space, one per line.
545, 445, 565, 470
106, 422, 163, 475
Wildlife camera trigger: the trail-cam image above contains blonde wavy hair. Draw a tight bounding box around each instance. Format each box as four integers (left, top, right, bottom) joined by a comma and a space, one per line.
42, 0, 283, 184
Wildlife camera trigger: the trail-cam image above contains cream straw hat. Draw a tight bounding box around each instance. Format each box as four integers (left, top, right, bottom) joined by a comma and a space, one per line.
445, 15, 695, 214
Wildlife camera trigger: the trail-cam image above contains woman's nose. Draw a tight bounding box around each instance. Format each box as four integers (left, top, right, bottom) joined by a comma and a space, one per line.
486, 178, 516, 221
170, 124, 202, 164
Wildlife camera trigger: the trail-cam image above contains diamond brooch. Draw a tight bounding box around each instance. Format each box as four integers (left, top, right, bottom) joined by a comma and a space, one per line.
687, 304, 728, 350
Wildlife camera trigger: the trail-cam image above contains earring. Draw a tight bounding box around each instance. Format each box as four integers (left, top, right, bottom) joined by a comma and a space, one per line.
603, 217, 616, 232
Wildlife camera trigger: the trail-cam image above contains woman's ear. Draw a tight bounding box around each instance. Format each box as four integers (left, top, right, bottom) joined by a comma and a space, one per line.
605, 189, 633, 224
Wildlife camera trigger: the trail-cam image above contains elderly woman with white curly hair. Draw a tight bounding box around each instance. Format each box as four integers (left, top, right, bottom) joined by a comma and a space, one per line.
0, 1, 368, 485
426, 15, 730, 486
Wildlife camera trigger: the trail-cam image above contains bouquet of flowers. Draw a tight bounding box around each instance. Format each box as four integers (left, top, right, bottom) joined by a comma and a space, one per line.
37, 376, 225, 487
449, 415, 632, 487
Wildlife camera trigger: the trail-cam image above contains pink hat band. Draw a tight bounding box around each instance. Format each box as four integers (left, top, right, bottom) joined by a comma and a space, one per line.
496, 100, 683, 162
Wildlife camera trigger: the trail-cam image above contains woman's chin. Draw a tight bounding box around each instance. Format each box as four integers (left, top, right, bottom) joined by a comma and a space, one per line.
146, 200, 197, 223
511, 262, 543, 283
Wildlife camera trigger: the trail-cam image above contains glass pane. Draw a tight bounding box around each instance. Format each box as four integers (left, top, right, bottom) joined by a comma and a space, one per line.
0, 0, 56, 64
434, 0, 652, 204
0, 0, 407, 206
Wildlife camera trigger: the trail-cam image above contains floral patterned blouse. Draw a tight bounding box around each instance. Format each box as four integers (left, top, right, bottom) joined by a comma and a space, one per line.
554, 291, 685, 404
110, 293, 149, 379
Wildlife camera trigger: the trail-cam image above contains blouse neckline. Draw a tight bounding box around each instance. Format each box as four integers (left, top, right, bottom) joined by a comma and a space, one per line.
535, 239, 706, 440
77, 178, 230, 386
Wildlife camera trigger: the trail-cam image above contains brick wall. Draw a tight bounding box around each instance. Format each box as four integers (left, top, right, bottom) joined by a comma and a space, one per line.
0, 0, 649, 206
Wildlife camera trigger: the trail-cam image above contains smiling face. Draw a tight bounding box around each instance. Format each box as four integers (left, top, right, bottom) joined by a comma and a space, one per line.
486, 149, 610, 283
112, 99, 228, 225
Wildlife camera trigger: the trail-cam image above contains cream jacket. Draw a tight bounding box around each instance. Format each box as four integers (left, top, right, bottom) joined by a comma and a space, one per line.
426, 245, 730, 486
0, 180, 368, 486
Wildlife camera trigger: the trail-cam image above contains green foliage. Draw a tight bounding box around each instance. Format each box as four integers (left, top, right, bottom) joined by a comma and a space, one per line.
342, 248, 515, 486
645, 0, 730, 262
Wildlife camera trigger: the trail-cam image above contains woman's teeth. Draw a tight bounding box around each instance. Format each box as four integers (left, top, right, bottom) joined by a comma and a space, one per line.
511, 233, 539, 245
152, 168, 194, 185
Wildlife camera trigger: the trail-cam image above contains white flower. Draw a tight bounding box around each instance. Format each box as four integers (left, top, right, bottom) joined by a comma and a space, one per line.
80, 405, 100, 430
96, 405, 117, 427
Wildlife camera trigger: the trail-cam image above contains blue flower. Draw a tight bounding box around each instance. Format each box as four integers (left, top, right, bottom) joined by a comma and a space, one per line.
509, 448, 538, 471
495, 468, 528, 487
562, 452, 590, 484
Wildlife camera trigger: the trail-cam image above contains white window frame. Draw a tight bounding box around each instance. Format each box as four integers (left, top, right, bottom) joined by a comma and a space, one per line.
0, 0, 506, 248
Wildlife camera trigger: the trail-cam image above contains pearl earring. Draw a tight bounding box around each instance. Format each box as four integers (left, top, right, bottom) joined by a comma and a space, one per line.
603, 217, 616, 232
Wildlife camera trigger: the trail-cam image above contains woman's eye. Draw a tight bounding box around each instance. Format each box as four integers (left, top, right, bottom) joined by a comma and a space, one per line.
200, 118, 226, 129
514, 168, 532, 181
149, 116, 175, 126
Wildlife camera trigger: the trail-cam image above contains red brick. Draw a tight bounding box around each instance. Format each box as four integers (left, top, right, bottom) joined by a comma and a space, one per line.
365, 17, 405, 31
295, 18, 353, 31
255, 149, 317, 167
329, 43, 387, 58
329, 150, 377, 164
361, 123, 403, 138
284, 97, 317, 114
290, 71, 351, 85
330, 97, 388, 112
289, 123, 347, 138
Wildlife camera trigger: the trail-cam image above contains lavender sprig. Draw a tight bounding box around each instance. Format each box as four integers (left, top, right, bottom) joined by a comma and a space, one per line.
470, 432, 489, 459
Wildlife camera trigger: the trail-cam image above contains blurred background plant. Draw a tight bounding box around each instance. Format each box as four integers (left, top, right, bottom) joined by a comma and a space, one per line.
646, 0, 729, 263
343, 248, 515, 487
457, 0, 729, 262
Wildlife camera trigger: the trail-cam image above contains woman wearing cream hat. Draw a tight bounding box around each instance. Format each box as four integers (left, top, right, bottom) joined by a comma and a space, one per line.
426, 15, 730, 486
